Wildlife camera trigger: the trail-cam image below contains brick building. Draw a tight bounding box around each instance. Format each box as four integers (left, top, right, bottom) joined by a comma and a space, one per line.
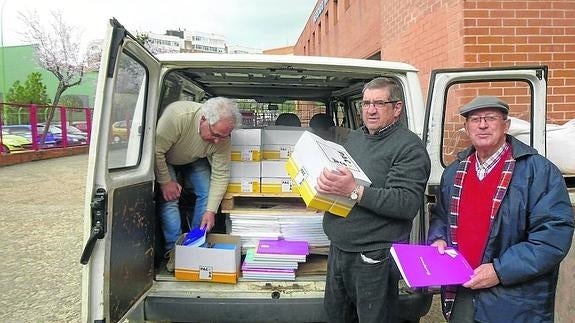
294, 0, 575, 124
294, 1, 574, 321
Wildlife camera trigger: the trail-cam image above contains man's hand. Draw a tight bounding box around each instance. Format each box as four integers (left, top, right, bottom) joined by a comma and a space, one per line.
316, 166, 356, 197
161, 180, 182, 201
431, 239, 447, 254
200, 211, 216, 231
463, 263, 500, 290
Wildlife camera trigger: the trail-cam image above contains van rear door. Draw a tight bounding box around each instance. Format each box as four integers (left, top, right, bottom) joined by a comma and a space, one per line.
424, 66, 547, 187
80, 19, 161, 323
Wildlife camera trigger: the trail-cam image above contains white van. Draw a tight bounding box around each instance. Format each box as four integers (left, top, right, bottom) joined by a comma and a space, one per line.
81, 19, 559, 323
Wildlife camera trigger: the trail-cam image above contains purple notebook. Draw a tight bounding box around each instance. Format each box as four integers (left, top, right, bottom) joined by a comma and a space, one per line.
390, 243, 474, 288
256, 239, 309, 256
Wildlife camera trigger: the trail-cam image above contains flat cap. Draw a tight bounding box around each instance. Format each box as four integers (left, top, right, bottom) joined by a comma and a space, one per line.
459, 96, 509, 117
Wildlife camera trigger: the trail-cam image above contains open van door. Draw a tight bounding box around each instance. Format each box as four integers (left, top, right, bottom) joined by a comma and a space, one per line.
80, 19, 161, 323
423, 66, 547, 188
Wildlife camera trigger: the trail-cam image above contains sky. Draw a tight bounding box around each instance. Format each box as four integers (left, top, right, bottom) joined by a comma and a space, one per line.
0, 0, 318, 51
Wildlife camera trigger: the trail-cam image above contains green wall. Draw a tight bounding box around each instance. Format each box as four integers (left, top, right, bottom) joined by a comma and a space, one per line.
0, 45, 98, 107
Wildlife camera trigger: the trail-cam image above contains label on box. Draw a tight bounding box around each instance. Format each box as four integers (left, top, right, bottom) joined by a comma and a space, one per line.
281, 179, 292, 192
241, 180, 254, 192
294, 167, 308, 186
241, 149, 253, 161
279, 146, 292, 159
199, 265, 213, 280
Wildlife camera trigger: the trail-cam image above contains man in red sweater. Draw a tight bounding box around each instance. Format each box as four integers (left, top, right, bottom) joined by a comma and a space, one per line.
428, 96, 573, 322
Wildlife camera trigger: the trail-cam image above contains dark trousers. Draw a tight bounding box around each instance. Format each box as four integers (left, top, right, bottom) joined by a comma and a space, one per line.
450, 287, 475, 323
324, 245, 400, 323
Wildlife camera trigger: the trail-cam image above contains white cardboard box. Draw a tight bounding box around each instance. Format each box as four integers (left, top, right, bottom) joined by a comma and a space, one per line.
175, 233, 241, 284
231, 128, 262, 146
286, 131, 371, 217
261, 160, 289, 178
260, 177, 299, 194
231, 129, 262, 161
230, 161, 261, 178
227, 177, 261, 193
262, 126, 306, 160
231, 145, 262, 161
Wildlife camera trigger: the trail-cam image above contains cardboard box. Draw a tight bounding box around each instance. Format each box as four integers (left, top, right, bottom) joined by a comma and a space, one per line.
286, 131, 371, 217
261, 160, 289, 178
227, 177, 261, 193
262, 144, 295, 160
230, 161, 261, 178
262, 127, 306, 160
231, 129, 262, 161
260, 177, 299, 194
231, 145, 262, 161
175, 233, 241, 284
231, 128, 262, 146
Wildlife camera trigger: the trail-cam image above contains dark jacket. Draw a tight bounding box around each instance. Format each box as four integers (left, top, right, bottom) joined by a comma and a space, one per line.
428, 135, 574, 323
324, 122, 431, 252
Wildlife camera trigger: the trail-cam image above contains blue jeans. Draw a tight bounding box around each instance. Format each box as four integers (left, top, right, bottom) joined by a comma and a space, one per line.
159, 158, 211, 252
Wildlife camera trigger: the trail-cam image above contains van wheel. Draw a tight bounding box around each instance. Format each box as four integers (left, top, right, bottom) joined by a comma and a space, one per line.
112, 135, 122, 143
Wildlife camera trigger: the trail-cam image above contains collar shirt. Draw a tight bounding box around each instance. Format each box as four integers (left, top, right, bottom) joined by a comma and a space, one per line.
475, 142, 509, 180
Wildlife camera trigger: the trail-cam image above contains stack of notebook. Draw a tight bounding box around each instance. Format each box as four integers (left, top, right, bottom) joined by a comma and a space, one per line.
242, 239, 310, 281
227, 212, 329, 251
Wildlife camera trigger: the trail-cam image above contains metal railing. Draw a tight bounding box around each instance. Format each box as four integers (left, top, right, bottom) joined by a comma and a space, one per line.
0, 102, 92, 154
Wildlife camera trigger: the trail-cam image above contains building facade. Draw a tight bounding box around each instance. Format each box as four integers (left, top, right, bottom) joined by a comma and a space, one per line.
294, 0, 575, 125
0, 45, 98, 107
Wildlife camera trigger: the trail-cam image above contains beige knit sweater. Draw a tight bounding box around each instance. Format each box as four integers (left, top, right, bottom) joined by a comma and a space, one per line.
154, 101, 231, 212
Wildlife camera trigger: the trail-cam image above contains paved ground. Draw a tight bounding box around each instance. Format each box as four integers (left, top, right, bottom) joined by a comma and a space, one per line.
0, 154, 87, 322
0, 154, 446, 322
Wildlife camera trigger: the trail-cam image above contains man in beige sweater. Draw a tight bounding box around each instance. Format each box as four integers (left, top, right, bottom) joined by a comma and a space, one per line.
155, 97, 242, 272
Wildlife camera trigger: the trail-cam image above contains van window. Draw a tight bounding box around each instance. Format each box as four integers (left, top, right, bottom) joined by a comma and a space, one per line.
441, 81, 533, 167
107, 52, 147, 169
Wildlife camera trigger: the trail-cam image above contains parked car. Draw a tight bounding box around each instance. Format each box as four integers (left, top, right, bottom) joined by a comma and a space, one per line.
111, 120, 129, 143
37, 124, 88, 146
2, 125, 57, 147
72, 121, 91, 133
0, 131, 33, 153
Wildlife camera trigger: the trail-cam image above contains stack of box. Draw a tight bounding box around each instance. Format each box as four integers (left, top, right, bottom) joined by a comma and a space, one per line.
260, 126, 305, 194
228, 128, 262, 193
227, 126, 306, 195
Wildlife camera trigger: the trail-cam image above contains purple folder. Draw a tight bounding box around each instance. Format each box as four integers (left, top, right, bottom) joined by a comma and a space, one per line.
390, 243, 474, 288
256, 239, 309, 256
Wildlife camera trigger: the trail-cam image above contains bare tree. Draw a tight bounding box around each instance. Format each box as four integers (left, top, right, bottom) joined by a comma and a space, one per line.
19, 10, 86, 143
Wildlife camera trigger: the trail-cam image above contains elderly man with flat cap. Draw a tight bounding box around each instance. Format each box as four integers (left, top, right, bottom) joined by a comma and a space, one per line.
427, 96, 573, 323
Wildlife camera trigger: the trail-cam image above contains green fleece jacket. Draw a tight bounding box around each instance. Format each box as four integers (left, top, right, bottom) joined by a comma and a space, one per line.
154, 101, 231, 213
323, 122, 430, 252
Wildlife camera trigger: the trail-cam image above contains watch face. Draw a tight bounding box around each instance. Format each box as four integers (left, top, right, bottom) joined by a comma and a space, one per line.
350, 191, 358, 200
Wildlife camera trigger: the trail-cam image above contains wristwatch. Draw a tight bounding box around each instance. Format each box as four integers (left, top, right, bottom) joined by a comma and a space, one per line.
350, 185, 360, 201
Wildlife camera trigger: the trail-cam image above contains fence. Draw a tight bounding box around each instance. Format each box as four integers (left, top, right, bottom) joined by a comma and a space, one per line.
0, 103, 93, 154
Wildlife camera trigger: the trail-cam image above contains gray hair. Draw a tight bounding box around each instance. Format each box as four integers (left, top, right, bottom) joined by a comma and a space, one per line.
362, 77, 402, 102
201, 97, 242, 128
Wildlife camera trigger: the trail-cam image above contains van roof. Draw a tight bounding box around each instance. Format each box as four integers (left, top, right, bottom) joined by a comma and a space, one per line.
155, 53, 419, 102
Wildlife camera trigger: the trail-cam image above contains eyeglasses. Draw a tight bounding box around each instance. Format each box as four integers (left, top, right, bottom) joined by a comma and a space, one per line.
466, 114, 506, 125
208, 123, 230, 139
361, 100, 399, 109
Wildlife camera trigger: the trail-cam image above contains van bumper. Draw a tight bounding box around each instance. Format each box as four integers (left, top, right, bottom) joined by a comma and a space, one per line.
141, 292, 433, 322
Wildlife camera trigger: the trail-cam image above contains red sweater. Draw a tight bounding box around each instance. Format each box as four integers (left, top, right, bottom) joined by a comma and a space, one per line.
457, 152, 508, 269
